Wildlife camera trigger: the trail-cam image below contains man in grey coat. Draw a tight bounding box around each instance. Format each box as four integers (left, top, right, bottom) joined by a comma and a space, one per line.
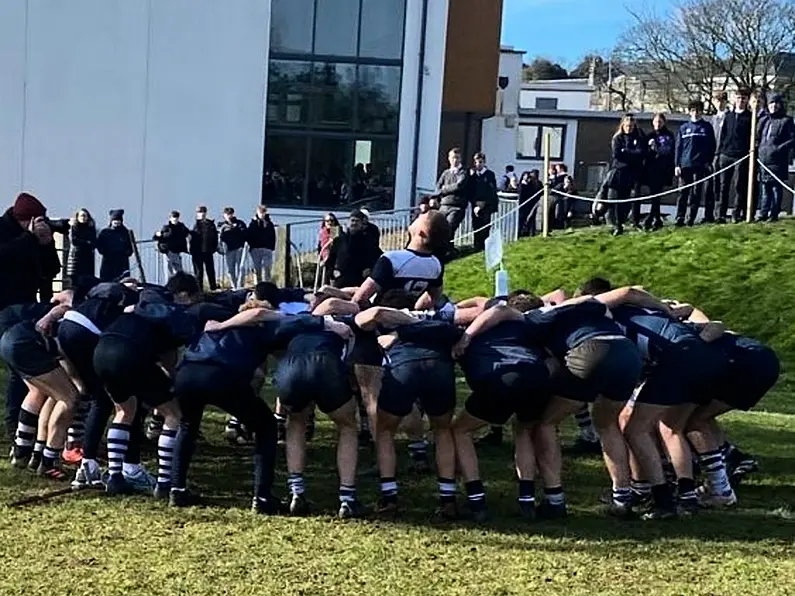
435, 147, 469, 237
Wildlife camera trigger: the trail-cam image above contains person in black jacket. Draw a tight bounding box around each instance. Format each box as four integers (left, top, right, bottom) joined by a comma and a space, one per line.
219, 207, 247, 289
96, 210, 134, 281
190, 206, 219, 291
435, 147, 469, 236
247, 205, 276, 283
758, 93, 795, 222
154, 211, 190, 276
67, 209, 96, 283
518, 170, 543, 237
643, 113, 676, 231
675, 100, 717, 226
0, 192, 52, 437
716, 88, 753, 223
468, 152, 499, 251
326, 210, 383, 289
607, 114, 645, 236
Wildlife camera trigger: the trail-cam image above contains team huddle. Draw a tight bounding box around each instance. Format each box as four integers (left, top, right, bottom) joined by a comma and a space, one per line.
2, 210, 779, 522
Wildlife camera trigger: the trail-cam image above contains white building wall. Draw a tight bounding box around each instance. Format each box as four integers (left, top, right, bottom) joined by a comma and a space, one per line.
519, 89, 591, 111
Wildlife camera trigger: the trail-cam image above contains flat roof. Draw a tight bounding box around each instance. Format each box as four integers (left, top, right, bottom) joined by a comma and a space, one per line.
500, 45, 526, 55
518, 108, 689, 121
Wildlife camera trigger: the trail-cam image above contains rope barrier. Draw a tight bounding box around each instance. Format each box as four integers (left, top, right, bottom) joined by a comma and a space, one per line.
452, 187, 544, 243
757, 161, 795, 195
549, 153, 751, 204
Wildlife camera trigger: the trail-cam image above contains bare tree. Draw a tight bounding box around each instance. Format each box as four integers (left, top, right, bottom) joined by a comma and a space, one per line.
616, 0, 795, 112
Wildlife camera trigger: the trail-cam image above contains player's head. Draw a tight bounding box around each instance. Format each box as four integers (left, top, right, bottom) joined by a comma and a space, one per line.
506, 290, 542, 312
165, 272, 202, 305
408, 210, 451, 255
575, 277, 612, 297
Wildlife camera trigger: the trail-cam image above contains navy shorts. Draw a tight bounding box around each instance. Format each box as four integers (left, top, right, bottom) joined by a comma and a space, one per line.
636, 341, 727, 406
554, 337, 643, 403
275, 352, 350, 414
379, 358, 456, 418
465, 362, 550, 425
0, 320, 60, 379
350, 330, 383, 366
57, 320, 102, 395
715, 337, 779, 411
92, 335, 173, 407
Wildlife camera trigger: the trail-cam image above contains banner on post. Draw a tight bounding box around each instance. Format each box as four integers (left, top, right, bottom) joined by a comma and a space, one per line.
484, 225, 504, 272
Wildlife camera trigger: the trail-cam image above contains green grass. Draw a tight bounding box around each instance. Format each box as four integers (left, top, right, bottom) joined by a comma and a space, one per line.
2, 223, 795, 595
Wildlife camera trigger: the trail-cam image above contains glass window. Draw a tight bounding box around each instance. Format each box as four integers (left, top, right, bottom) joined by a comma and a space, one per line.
267, 61, 312, 127
310, 63, 357, 130
314, 0, 360, 57
264, 135, 308, 206
516, 124, 565, 160
357, 65, 401, 134
270, 0, 314, 54
307, 138, 352, 207
360, 0, 405, 59
535, 97, 559, 110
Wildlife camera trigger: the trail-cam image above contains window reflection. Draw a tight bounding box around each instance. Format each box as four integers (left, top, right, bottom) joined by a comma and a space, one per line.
264, 136, 308, 206
267, 61, 312, 126
358, 65, 401, 134
360, 0, 405, 59
311, 63, 356, 130
270, 0, 314, 54
314, 0, 360, 57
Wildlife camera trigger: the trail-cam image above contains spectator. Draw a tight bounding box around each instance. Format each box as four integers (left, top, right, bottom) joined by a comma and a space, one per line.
518, 170, 543, 237
716, 88, 753, 223
675, 100, 716, 227
218, 207, 247, 289
607, 114, 645, 236
643, 113, 676, 231
468, 152, 499, 251
435, 147, 470, 236
418, 195, 440, 214
190, 206, 219, 291
247, 205, 276, 283
154, 210, 190, 276
0, 192, 51, 437
326, 209, 382, 289
96, 209, 133, 281
704, 91, 731, 221
551, 163, 576, 229
66, 208, 96, 283
317, 212, 340, 285
500, 165, 519, 191
359, 208, 381, 253
758, 93, 795, 222
38, 221, 66, 303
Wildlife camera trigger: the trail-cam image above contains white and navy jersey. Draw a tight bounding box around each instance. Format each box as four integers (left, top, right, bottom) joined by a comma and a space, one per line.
371, 249, 443, 303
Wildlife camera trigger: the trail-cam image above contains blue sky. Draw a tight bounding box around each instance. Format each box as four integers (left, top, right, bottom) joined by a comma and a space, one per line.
500, 0, 672, 67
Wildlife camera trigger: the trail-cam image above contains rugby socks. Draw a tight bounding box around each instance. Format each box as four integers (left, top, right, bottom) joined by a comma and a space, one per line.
156, 426, 178, 489
41, 446, 62, 469
575, 405, 599, 443
66, 397, 89, 448
107, 423, 131, 477
720, 441, 735, 461
465, 480, 486, 512
339, 484, 357, 504
661, 454, 677, 484
612, 486, 632, 507
699, 449, 732, 494
12, 408, 38, 460
630, 479, 651, 502
677, 478, 697, 505
544, 486, 565, 507
380, 477, 398, 505
33, 440, 45, 456
438, 477, 457, 505
288, 473, 306, 496
408, 440, 429, 463
518, 479, 535, 506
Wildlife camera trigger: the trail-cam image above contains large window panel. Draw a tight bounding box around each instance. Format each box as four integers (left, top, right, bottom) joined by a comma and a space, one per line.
357, 65, 401, 134
360, 0, 405, 59
307, 137, 352, 207
267, 60, 312, 126
314, 0, 360, 57
311, 62, 356, 130
516, 124, 565, 160
270, 0, 314, 54
264, 135, 308, 206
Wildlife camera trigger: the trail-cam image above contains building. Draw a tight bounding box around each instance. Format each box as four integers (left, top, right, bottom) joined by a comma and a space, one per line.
0, 0, 502, 238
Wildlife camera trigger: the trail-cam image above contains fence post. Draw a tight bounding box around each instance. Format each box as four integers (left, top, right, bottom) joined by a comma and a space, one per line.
542, 132, 551, 237
273, 225, 292, 287
746, 95, 759, 223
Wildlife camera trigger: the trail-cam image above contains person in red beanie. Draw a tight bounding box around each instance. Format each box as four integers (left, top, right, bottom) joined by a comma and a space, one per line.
0, 192, 53, 438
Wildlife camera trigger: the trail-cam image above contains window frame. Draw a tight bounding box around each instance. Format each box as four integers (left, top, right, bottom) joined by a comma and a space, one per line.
516, 123, 566, 161
534, 97, 559, 110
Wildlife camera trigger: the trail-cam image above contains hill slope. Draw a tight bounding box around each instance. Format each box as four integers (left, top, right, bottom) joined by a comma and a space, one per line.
445, 221, 795, 414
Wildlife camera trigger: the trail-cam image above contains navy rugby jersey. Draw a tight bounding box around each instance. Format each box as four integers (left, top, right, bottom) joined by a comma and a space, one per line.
610, 305, 702, 360
182, 315, 324, 377
371, 249, 443, 304
282, 315, 355, 359
523, 299, 622, 357
0, 303, 55, 337
381, 320, 463, 367
460, 319, 545, 382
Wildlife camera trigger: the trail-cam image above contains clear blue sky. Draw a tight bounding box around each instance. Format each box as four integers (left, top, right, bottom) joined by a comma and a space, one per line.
500, 0, 669, 67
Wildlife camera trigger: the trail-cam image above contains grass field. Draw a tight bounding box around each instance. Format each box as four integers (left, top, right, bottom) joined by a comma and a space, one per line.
2, 222, 795, 596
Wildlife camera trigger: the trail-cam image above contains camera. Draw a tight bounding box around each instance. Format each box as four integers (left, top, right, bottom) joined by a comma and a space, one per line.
43, 217, 70, 235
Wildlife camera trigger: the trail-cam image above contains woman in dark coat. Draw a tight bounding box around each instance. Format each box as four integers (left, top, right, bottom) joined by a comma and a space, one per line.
96, 209, 133, 281
606, 114, 645, 236
67, 208, 97, 282
642, 113, 676, 231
